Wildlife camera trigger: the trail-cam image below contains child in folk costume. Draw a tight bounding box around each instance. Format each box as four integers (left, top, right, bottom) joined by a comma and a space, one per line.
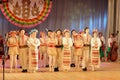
98, 32, 105, 61
55, 29, 63, 71
18, 29, 29, 72
82, 27, 91, 71
39, 31, 47, 68
62, 29, 73, 71
71, 30, 77, 66
47, 31, 57, 72
91, 29, 101, 71
7, 31, 19, 72
45, 30, 53, 67
73, 33, 84, 71
27, 29, 40, 73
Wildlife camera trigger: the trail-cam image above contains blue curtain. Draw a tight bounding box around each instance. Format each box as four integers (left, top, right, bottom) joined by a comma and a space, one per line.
0, 0, 108, 36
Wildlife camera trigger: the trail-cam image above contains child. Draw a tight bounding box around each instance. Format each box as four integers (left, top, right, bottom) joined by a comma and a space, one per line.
62, 29, 73, 71
73, 33, 83, 71
7, 31, 19, 72
39, 31, 47, 68
27, 29, 40, 72
47, 31, 57, 72
91, 29, 101, 71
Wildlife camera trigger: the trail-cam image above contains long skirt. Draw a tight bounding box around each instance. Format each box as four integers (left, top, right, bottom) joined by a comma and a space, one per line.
29, 49, 38, 71
106, 47, 111, 57
91, 48, 100, 68
62, 48, 71, 70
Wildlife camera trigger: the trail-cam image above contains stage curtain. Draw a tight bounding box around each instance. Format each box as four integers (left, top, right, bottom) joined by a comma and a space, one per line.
0, 0, 108, 36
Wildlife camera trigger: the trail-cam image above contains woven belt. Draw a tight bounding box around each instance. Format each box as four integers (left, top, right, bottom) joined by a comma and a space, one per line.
19, 45, 28, 48
84, 44, 90, 47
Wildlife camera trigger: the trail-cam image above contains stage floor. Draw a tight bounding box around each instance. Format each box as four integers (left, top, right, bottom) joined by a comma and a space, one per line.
0, 59, 120, 80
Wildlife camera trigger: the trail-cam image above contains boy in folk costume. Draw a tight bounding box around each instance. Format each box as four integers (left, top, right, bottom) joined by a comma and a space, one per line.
91, 29, 101, 71
27, 29, 40, 73
71, 30, 77, 66
18, 29, 29, 72
73, 33, 84, 71
7, 31, 19, 72
55, 29, 63, 71
47, 31, 57, 72
82, 27, 91, 71
62, 29, 73, 71
39, 31, 47, 68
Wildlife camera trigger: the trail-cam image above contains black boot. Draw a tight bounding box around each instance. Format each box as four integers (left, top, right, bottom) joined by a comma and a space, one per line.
82, 67, 87, 71
54, 67, 59, 72
22, 69, 27, 72
20, 66, 22, 68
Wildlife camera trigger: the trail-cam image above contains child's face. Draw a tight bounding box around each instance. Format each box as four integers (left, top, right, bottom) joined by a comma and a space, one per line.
72, 31, 76, 36
93, 32, 97, 37
20, 30, 25, 36
65, 32, 70, 37
86, 29, 89, 33
56, 31, 61, 35
32, 32, 37, 37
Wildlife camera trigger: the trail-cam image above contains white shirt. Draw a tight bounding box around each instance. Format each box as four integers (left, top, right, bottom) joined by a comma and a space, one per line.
108, 38, 112, 47
83, 33, 91, 45
62, 37, 73, 48
19, 35, 28, 46
91, 37, 101, 50
27, 37, 40, 50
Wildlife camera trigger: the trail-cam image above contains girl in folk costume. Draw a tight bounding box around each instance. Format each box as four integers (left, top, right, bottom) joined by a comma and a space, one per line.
18, 29, 29, 72
82, 27, 91, 71
98, 32, 105, 61
73, 33, 84, 71
62, 29, 73, 71
91, 29, 101, 71
7, 31, 19, 72
27, 29, 40, 72
39, 31, 47, 68
55, 29, 63, 71
47, 31, 57, 72
45, 30, 53, 67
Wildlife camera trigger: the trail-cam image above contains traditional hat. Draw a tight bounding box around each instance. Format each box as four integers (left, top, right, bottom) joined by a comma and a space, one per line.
74, 33, 79, 38
29, 29, 38, 34
79, 30, 84, 34
9, 31, 17, 34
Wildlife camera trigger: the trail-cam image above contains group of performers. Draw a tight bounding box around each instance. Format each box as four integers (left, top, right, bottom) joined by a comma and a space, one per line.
0, 27, 118, 73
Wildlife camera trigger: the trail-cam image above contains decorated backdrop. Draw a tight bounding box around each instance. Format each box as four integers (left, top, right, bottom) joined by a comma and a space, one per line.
0, 0, 108, 38
1, 0, 52, 28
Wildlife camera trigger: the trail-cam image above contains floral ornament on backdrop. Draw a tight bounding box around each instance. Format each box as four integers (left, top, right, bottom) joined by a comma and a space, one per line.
1, 0, 52, 28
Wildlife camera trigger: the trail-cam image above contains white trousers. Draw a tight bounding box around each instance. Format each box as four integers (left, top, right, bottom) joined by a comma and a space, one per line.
56, 48, 62, 68
19, 48, 28, 69
82, 47, 90, 68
